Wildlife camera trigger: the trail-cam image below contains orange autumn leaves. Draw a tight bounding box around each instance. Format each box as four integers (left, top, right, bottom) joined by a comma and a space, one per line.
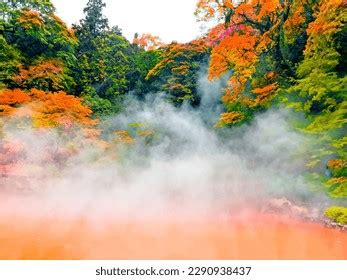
195, 0, 234, 22
209, 24, 277, 125
0, 88, 100, 177
201, 0, 308, 126
196, 0, 283, 24
208, 27, 257, 80
0, 88, 94, 128
12, 59, 65, 91
133, 33, 164, 51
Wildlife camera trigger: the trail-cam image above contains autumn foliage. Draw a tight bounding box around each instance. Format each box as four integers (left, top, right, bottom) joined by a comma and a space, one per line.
146, 38, 209, 104
133, 33, 164, 51
0, 87, 97, 180
201, 0, 298, 125
12, 59, 65, 91
0, 88, 94, 128
196, 0, 347, 201
1, 0, 346, 214
18, 9, 45, 28
196, 1, 319, 126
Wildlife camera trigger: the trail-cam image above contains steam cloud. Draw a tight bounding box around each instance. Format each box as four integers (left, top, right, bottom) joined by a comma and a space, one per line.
0, 69, 329, 222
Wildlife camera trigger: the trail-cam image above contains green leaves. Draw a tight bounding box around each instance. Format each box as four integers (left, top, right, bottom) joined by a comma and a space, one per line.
283, 0, 347, 199
0, 35, 21, 89
145, 40, 209, 105
71, 0, 137, 116
1, 2, 77, 92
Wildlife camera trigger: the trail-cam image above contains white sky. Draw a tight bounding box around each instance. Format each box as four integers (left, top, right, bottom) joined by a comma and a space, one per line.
51, 0, 202, 43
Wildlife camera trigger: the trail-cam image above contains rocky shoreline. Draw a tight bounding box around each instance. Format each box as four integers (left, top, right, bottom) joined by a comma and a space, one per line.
263, 197, 347, 232
316, 218, 347, 232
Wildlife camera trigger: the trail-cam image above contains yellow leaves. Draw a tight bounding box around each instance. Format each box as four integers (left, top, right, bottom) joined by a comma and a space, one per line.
215, 111, 244, 127
332, 136, 347, 149
114, 130, 135, 145
164, 81, 192, 94
50, 13, 65, 26
220, 111, 243, 124
327, 177, 347, 187
307, 17, 342, 37
112, 125, 155, 148
50, 13, 77, 40
18, 9, 44, 29
146, 39, 208, 80
18, 9, 76, 41
138, 130, 155, 138
306, 159, 321, 168
128, 122, 144, 128
325, 206, 347, 224
326, 159, 347, 198
171, 63, 190, 76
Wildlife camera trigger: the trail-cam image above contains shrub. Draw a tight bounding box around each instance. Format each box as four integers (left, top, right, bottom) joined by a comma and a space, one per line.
325, 206, 347, 225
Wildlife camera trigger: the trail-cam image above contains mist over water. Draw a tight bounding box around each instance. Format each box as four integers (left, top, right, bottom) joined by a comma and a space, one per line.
0, 70, 326, 221
1, 71, 346, 260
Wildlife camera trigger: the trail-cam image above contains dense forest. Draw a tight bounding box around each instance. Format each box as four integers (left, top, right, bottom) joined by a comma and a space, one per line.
0, 0, 346, 226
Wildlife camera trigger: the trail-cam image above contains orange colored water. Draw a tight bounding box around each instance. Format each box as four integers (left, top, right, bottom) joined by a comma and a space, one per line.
0, 212, 346, 260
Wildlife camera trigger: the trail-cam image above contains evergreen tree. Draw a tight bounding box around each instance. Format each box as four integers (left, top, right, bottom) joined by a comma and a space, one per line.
73, 0, 132, 116
74, 0, 109, 50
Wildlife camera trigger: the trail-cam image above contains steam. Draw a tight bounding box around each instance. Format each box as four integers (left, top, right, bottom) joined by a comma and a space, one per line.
0, 71, 326, 222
